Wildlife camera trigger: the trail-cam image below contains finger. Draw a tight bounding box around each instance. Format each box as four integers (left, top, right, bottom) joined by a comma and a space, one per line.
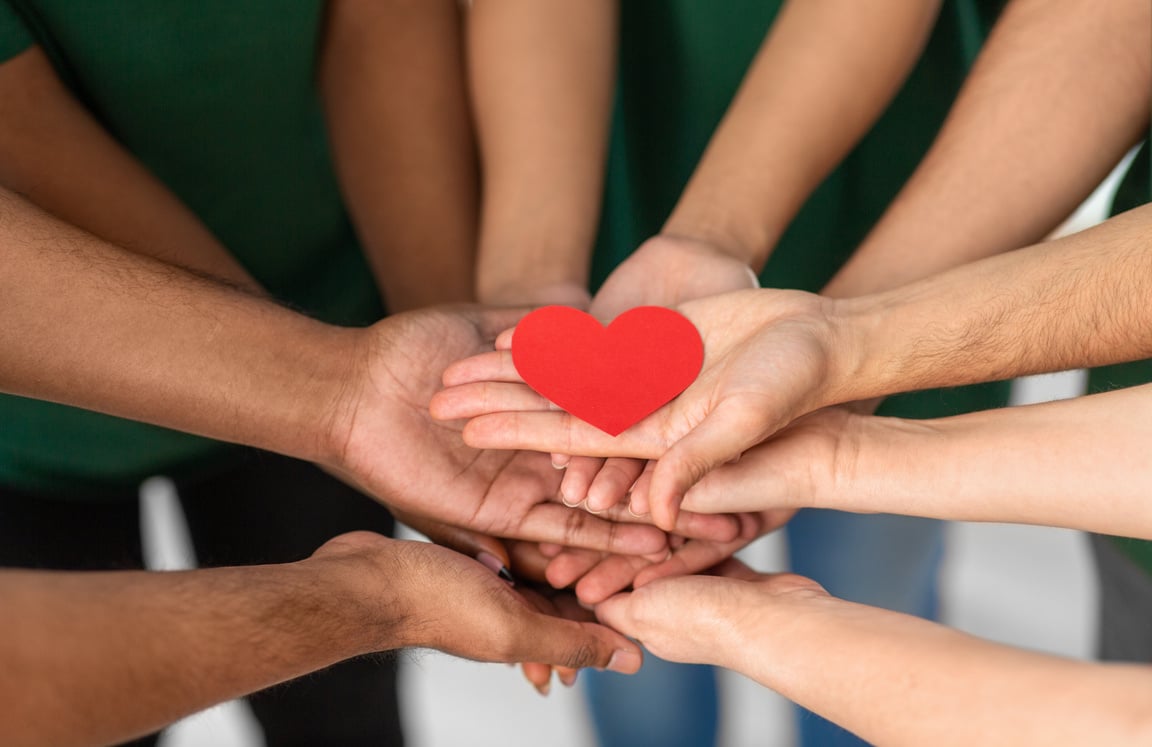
506, 541, 552, 584
632, 540, 737, 588
634, 511, 765, 587
669, 510, 740, 543
539, 542, 563, 558
471, 308, 532, 344
545, 548, 603, 589
575, 553, 654, 605
627, 463, 655, 517
559, 456, 605, 507
592, 592, 634, 636
430, 381, 551, 421
495, 327, 515, 350
463, 411, 664, 458
550, 453, 571, 469
518, 503, 668, 556
517, 614, 642, 674
521, 662, 554, 696
680, 444, 795, 514
441, 349, 521, 388
649, 399, 776, 531
585, 458, 646, 513
708, 557, 762, 581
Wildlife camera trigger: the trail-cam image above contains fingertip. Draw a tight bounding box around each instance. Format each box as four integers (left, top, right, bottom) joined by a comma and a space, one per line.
606, 648, 642, 675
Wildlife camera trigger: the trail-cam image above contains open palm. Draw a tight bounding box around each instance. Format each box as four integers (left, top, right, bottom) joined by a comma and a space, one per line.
431, 288, 838, 529
328, 306, 669, 555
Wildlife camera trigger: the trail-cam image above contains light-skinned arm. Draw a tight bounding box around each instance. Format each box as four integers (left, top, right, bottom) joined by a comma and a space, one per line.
319, 0, 477, 311
597, 563, 1152, 747
433, 203, 1152, 529
682, 383, 1152, 540
0, 531, 641, 747
822, 0, 1151, 298
557, 0, 941, 512
468, 0, 617, 308
657, 0, 941, 272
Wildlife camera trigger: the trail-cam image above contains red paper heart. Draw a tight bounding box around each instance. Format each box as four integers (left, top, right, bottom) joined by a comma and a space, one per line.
511, 305, 704, 436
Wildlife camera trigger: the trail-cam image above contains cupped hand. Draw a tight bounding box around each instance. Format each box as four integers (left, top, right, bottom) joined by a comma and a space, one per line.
594, 558, 826, 670
589, 233, 760, 319
431, 288, 841, 531
323, 306, 669, 556
313, 532, 642, 673
673, 407, 861, 515
552, 234, 761, 502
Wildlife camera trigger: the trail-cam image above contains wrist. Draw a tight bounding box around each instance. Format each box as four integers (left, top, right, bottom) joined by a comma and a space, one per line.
818, 295, 884, 407
309, 325, 380, 469
477, 277, 591, 309
733, 580, 842, 688
302, 536, 415, 656
661, 204, 779, 271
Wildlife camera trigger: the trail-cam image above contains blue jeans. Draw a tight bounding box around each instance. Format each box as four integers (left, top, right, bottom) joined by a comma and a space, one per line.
583, 509, 944, 747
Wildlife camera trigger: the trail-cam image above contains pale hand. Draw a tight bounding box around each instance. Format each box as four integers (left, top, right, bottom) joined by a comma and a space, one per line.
431, 288, 840, 530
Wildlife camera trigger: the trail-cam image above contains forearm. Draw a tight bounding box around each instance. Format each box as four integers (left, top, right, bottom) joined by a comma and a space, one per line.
0, 189, 358, 464
663, 0, 940, 269
813, 385, 1152, 538
823, 0, 1151, 298
0, 559, 383, 747
0, 48, 257, 290
736, 592, 1152, 746
469, 0, 616, 303
827, 205, 1152, 403
320, 0, 477, 311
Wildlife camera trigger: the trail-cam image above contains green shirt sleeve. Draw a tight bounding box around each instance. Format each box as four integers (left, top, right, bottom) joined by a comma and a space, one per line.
0, 0, 34, 63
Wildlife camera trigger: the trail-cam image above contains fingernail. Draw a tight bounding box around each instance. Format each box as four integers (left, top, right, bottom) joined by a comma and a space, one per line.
552, 460, 568, 470
476, 552, 514, 586
607, 650, 642, 674
559, 670, 579, 687
627, 502, 646, 518
536, 681, 551, 696
560, 493, 581, 508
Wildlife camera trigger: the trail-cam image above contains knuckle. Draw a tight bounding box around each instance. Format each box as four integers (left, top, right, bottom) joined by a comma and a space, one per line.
563, 641, 600, 670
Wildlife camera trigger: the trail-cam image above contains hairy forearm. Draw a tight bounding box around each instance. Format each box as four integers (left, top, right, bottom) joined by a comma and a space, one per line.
0, 559, 384, 747
469, 0, 616, 303
814, 385, 1152, 538
320, 0, 477, 311
736, 593, 1152, 746
827, 205, 1152, 403
823, 0, 1151, 298
663, 0, 940, 268
0, 48, 258, 290
0, 189, 358, 464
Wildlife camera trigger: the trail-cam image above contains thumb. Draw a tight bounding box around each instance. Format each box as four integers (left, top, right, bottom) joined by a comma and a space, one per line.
648, 398, 778, 531
521, 615, 643, 674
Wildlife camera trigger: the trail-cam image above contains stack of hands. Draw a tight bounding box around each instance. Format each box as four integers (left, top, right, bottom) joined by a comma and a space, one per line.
321, 234, 857, 688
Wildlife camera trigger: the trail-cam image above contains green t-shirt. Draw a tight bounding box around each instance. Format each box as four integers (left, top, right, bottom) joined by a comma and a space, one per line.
593, 0, 1010, 422
0, 1, 382, 495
